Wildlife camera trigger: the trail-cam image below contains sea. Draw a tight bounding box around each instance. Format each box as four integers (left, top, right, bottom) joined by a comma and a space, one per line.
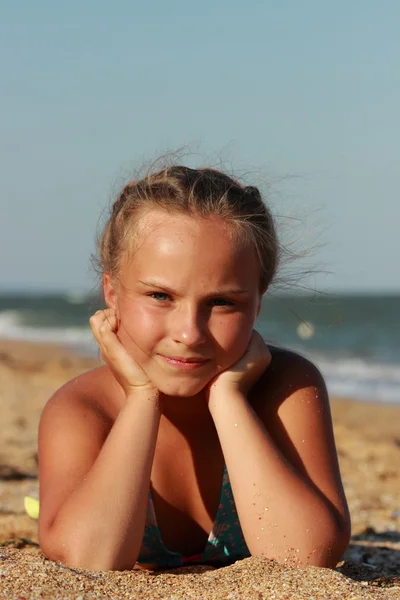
0, 292, 399, 404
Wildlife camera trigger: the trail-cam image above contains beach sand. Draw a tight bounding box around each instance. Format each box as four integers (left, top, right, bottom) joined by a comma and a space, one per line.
0, 339, 399, 599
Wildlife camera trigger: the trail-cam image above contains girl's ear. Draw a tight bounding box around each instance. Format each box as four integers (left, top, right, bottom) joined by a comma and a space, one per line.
103, 273, 118, 310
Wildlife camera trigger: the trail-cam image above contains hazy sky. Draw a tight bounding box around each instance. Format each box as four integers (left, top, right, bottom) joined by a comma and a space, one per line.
1, 1, 399, 293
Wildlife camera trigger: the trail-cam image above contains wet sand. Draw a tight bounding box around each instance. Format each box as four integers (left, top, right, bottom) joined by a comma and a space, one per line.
0, 339, 399, 599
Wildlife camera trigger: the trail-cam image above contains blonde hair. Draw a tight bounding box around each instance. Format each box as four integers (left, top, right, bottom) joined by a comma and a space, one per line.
97, 165, 280, 292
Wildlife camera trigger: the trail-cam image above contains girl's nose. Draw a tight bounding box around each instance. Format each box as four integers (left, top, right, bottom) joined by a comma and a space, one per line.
169, 304, 207, 347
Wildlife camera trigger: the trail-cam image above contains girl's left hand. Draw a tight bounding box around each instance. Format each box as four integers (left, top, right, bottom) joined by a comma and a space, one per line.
207, 330, 272, 401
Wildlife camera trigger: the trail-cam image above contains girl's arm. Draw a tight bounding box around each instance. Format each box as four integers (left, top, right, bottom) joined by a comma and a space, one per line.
208, 339, 351, 568
39, 384, 162, 571
39, 310, 162, 571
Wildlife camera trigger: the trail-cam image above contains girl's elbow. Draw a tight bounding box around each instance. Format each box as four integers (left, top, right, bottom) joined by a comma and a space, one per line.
39, 527, 94, 570
39, 524, 140, 571
39, 539, 70, 568
307, 520, 351, 569
335, 518, 351, 563
42, 541, 138, 571
333, 511, 351, 560
39, 524, 69, 566
40, 544, 109, 571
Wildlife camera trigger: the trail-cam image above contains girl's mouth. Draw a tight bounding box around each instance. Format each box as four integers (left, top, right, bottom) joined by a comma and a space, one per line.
157, 354, 210, 370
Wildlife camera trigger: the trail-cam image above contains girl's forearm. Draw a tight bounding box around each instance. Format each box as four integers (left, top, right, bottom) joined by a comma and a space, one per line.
41, 390, 162, 571
209, 391, 348, 568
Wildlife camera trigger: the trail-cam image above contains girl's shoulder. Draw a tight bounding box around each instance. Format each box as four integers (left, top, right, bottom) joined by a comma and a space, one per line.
42, 365, 124, 426
266, 343, 323, 378
252, 344, 326, 407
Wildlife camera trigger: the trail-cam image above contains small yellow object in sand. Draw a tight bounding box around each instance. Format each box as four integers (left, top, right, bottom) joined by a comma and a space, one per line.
24, 496, 39, 520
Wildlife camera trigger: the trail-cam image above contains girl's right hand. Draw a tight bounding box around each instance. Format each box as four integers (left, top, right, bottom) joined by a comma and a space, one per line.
89, 308, 157, 396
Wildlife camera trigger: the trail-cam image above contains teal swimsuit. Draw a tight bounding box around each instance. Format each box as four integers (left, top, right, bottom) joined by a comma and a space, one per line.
136, 464, 250, 570
28, 466, 249, 570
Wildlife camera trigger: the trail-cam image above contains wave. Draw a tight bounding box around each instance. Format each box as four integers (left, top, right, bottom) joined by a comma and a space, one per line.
305, 352, 400, 404
0, 309, 97, 354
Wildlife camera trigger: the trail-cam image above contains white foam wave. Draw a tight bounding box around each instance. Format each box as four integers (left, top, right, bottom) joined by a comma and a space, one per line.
307, 353, 400, 404
0, 309, 96, 353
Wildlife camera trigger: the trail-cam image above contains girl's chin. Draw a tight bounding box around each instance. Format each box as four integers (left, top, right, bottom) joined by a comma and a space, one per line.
157, 382, 209, 398
150, 374, 214, 398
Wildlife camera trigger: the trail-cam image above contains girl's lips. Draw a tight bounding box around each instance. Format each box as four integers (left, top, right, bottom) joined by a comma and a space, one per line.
157, 354, 210, 370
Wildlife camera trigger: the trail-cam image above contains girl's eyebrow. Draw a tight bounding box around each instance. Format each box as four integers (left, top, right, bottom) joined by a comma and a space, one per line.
138, 279, 248, 296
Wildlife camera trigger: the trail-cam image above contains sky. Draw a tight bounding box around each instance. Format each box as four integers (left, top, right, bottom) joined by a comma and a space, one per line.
1, 1, 399, 294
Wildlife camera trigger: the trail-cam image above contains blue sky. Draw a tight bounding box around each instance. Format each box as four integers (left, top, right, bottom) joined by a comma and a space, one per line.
1, 1, 399, 293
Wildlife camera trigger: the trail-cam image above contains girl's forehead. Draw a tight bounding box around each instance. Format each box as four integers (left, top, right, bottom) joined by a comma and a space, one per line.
130, 209, 247, 253
121, 210, 260, 288
136, 208, 231, 237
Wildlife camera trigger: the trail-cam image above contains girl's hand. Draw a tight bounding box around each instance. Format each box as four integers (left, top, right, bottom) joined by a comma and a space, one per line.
90, 309, 157, 396
207, 330, 271, 401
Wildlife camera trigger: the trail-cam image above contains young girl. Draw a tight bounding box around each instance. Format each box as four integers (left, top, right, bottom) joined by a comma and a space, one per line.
37, 165, 351, 571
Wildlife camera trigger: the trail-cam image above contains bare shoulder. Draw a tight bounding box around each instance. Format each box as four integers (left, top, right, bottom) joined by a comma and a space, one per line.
252, 343, 331, 431
259, 344, 332, 438
252, 344, 327, 410
252, 345, 350, 529
269, 343, 324, 386
40, 365, 122, 424
38, 366, 120, 533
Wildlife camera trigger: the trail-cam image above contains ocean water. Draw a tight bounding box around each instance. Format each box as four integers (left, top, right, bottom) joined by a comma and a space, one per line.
0, 292, 399, 404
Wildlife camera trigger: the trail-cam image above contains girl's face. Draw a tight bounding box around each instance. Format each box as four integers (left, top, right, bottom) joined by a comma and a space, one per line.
104, 209, 262, 398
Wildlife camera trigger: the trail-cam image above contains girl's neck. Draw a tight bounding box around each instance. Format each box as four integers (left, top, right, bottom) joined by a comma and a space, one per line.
160, 391, 215, 437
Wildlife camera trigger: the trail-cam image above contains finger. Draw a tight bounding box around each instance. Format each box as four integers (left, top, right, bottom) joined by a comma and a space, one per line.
89, 311, 115, 349
89, 312, 104, 345
251, 331, 271, 366
89, 309, 117, 335
251, 330, 267, 350
97, 319, 134, 368
103, 313, 119, 333
101, 308, 118, 319
91, 309, 117, 325
103, 310, 120, 334
251, 329, 263, 342
90, 324, 105, 354
99, 316, 118, 335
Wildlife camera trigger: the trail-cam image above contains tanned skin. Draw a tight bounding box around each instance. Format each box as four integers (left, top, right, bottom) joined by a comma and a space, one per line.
38, 211, 350, 571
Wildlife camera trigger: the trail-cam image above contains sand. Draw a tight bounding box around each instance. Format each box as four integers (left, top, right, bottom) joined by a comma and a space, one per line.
0, 339, 399, 599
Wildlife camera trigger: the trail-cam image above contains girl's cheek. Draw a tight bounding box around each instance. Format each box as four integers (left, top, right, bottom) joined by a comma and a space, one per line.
118, 302, 164, 354
212, 312, 253, 354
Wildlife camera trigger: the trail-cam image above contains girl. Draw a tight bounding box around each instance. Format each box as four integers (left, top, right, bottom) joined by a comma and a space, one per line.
38, 165, 351, 571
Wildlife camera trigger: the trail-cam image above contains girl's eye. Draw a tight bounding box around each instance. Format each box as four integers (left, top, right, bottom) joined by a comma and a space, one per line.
147, 293, 234, 307
210, 298, 234, 307
148, 292, 170, 302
